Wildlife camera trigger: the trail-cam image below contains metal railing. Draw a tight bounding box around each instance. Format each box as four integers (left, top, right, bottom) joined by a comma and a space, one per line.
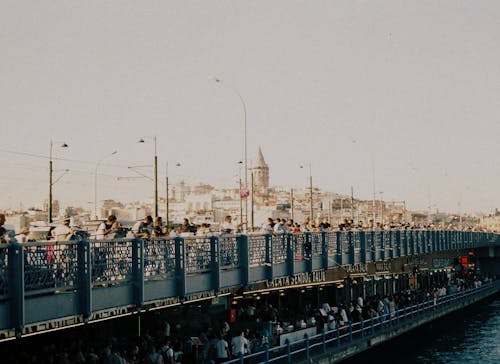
0, 230, 498, 297
222, 280, 500, 364
0, 230, 497, 336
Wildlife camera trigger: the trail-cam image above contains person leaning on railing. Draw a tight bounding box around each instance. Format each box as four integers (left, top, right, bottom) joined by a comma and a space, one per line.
132, 215, 153, 238
96, 215, 117, 239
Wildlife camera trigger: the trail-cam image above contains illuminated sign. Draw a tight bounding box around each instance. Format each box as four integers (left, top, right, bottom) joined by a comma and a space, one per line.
266, 270, 326, 288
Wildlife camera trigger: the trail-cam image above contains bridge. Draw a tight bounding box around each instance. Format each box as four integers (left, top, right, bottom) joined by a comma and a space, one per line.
0, 230, 499, 341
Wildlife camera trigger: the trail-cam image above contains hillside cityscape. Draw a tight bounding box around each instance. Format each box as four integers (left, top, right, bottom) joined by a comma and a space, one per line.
2, 147, 500, 234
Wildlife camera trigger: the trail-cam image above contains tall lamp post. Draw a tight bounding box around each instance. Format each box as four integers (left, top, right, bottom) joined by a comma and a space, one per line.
237, 161, 243, 224
300, 164, 313, 224
48, 140, 69, 223
138, 136, 158, 218
379, 191, 384, 224
94, 151, 117, 219
165, 161, 181, 232
211, 76, 248, 230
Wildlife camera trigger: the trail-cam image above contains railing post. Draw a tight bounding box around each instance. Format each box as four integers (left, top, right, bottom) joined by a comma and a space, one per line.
210, 236, 220, 294
349, 322, 353, 342
368, 231, 375, 262
305, 333, 310, 361
360, 318, 364, 337
321, 231, 329, 269
379, 231, 385, 261
336, 231, 343, 266
305, 232, 313, 273
77, 239, 91, 320
359, 231, 366, 264
286, 234, 295, 277
286, 339, 292, 364
239, 235, 249, 288
265, 344, 270, 363
322, 328, 326, 353
370, 317, 374, 335
265, 234, 273, 280
132, 238, 144, 310
175, 237, 186, 298
8, 242, 24, 336
388, 230, 394, 259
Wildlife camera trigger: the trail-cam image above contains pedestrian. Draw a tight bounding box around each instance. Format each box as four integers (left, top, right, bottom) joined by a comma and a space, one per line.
231, 330, 248, 358
96, 215, 117, 239
220, 215, 244, 234
132, 215, 153, 238
215, 334, 230, 363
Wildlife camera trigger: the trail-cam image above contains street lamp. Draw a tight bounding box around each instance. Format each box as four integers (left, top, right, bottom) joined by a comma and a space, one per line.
379, 191, 384, 224
94, 151, 117, 219
211, 76, 248, 230
300, 164, 313, 225
237, 161, 243, 224
165, 161, 181, 232
48, 140, 68, 223
138, 136, 158, 218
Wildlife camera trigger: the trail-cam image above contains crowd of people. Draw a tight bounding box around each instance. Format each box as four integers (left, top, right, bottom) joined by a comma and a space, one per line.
0, 211, 493, 245
1, 271, 494, 364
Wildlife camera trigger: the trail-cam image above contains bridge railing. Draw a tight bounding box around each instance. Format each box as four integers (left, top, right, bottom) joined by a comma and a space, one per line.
0, 230, 497, 335
221, 280, 500, 364
0, 230, 496, 294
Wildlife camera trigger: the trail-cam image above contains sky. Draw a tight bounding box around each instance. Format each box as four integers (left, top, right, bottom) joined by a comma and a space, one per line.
1, 1, 500, 215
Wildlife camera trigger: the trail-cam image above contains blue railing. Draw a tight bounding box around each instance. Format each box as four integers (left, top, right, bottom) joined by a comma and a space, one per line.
222, 280, 500, 364
0, 230, 497, 336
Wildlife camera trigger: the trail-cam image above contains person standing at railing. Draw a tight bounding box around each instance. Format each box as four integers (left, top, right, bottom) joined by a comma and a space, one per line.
231, 330, 249, 358
51, 217, 73, 241
220, 215, 244, 234
273, 219, 288, 234
319, 217, 331, 231
215, 333, 231, 364
153, 216, 166, 237
132, 215, 153, 238
261, 217, 274, 233
96, 214, 117, 239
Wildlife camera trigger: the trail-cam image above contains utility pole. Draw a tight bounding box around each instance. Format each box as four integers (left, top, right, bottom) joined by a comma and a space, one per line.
251, 172, 255, 231
350, 186, 354, 220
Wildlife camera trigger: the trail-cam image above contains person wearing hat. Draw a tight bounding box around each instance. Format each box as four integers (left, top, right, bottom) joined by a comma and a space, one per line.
52, 217, 72, 241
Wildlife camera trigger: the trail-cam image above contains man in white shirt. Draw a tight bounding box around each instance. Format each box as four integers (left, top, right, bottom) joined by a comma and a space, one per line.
52, 217, 72, 241
273, 219, 288, 234
96, 215, 117, 239
215, 334, 230, 363
231, 331, 248, 357
221, 215, 244, 234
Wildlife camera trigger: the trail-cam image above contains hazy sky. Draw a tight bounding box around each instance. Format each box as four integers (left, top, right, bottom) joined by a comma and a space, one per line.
1, 1, 499, 214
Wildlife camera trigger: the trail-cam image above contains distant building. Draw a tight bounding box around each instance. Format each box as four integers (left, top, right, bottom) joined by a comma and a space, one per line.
251, 146, 269, 192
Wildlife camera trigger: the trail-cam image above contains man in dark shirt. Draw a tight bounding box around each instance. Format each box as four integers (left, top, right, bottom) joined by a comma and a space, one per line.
319, 217, 331, 231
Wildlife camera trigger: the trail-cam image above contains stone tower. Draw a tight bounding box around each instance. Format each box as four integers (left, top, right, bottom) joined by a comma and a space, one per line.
252, 146, 269, 191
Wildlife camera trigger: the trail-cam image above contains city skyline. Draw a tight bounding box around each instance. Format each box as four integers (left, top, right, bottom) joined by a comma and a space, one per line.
2, 1, 500, 214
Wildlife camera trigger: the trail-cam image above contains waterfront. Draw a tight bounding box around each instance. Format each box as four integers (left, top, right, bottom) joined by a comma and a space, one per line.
344, 292, 500, 364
